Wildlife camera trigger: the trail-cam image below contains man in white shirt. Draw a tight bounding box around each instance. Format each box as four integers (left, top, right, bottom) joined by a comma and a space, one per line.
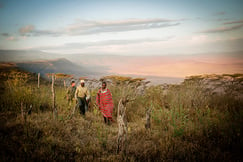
75, 80, 90, 115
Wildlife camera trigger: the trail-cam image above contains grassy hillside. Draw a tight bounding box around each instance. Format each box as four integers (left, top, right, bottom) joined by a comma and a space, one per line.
0, 66, 242, 161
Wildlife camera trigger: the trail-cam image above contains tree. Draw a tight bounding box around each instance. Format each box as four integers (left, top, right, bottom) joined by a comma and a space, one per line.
55, 73, 74, 88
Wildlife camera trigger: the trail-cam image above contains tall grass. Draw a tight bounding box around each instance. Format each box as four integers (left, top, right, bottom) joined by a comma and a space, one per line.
0, 71, 242, 161
0, 72, 52, 113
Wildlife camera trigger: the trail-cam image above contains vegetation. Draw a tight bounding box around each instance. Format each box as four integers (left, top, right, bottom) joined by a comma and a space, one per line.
0, 66, 242, 161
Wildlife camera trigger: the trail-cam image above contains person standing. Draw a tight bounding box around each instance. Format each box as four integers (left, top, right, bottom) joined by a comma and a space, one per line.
66, 80, 76, 106
96, 81, 114, 125
75, 80, 90, 115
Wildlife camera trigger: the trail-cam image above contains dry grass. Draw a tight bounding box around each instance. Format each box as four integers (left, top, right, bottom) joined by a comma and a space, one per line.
0, 71, 242, 161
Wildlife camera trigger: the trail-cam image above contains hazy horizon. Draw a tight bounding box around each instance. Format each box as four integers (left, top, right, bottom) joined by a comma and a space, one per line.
1, 49, 242, 79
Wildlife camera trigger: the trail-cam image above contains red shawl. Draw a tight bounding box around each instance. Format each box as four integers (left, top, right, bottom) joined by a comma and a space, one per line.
96, 88, 114, 118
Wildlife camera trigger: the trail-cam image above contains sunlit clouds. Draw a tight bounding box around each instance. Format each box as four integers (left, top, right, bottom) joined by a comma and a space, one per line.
200, 23, 243, 33
66, 18, 181, 35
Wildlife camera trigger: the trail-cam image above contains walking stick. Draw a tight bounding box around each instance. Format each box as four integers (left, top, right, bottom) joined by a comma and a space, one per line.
69, 101, 79, 119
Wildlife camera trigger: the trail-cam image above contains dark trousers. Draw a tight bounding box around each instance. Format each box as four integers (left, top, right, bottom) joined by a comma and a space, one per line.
77, 97, 87, 115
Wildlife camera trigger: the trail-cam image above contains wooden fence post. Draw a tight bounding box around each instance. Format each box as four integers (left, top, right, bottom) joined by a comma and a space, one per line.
145, 108, 151, 129
38, 73, 40, 88
52, 74, 58, 119
21, 102, 26, 122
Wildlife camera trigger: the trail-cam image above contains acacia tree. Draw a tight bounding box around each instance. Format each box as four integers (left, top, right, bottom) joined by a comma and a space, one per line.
55, 73, 74, 88
78, 77, 88, 81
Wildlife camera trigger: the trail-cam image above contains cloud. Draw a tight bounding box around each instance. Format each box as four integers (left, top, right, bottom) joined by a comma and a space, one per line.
198, 18, 243, 34
30, 30, 62, 37
18, 25, 62, 37
18, 18, 182, 37
1, 33, 10, 37
215, 18, 230, 22
19, 25, 35, 34
212, 11, 226, 16
6, 36, 18, 41
1, 32, 18, 41
2, 33, 19, 41
66, 19, 181, 35
38, 36, 174, 50
224, 20, 243, 25
199, 24, 243, 33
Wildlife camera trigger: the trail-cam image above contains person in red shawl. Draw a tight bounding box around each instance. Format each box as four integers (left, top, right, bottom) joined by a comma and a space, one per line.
96, 81, 114, 125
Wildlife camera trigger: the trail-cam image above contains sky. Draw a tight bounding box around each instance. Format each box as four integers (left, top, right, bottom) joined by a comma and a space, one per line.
0, 0, 243, 77
0, 0, 243, 55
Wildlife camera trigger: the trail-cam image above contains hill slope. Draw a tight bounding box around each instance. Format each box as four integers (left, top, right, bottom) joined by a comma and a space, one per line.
16, 58, 101, 78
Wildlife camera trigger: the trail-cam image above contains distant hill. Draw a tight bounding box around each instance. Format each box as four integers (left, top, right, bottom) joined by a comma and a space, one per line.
0, 50, 61, 62
16, 58, 102, 78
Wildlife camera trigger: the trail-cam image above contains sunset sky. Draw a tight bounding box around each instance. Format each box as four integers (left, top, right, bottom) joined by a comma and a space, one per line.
0, 0, 243, 77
